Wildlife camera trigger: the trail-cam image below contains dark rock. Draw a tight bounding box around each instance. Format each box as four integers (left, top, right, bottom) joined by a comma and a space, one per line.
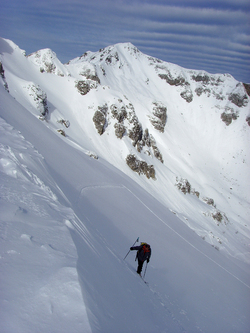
75, 80, 90, 95
228, 93, 248, 107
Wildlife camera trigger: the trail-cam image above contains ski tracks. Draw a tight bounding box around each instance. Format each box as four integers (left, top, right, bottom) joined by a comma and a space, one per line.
123, 185, 250, 290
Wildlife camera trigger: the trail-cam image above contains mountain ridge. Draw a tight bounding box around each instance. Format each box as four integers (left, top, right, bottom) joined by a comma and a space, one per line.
0, 37, 250, 333
0, 37, 249, 263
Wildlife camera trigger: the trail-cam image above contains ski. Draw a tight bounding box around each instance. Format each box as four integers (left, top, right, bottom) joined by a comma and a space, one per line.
139, 274, 148, 285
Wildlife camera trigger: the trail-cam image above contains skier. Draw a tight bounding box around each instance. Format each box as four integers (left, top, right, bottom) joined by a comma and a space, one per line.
130, 242, 151, 275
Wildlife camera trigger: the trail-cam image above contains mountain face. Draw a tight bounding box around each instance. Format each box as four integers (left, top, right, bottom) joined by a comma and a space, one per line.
0, 38, 249, 264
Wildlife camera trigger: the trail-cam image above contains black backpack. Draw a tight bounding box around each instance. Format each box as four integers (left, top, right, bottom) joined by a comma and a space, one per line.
135, 242, 150, 260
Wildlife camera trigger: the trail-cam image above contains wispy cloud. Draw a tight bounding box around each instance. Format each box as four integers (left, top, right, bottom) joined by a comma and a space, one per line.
1, 0, 249, 82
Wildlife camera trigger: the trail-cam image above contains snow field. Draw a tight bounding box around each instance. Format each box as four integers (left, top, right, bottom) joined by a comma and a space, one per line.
0, 38, 250, 332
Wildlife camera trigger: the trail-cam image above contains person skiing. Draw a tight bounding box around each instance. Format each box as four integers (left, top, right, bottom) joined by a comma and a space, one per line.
130, 242, 151, 275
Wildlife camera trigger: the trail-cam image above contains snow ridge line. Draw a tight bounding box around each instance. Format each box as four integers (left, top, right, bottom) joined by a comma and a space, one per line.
123, 185, 250, 290
77, 184, 125, 207
67, 213, 100, 256
80, 184, 125, 192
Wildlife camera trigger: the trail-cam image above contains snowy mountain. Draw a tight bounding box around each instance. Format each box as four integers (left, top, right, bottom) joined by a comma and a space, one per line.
0, 37, 249, 333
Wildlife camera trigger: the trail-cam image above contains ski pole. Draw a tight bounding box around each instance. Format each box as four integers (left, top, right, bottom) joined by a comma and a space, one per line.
123, 237, 139, 260
143, 262, 148, 279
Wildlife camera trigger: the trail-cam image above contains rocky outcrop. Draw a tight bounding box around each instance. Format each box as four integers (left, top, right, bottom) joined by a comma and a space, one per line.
92, 100, 163, 177
126, 154, 155, 179
80, 68, 100, 83
110, 104, 128, 139
150, 102, 167, 132
176, 177, 229, 225
157, 67, 193, 103
110, 104, 127, 123
243, 83, 250, 96
180, 89, 193, 103
137, 129, 163, 163
158, 71, 187, 87
57, 119, 70, 128
193, 73, 226, 101
114, 123, 126, 139
192, 73, 224, 85
93, 104, 108, 135
23, 83, 48, 119
75, 80, 90, 95
246, 116, 250, 126
176, 178, 191, 194
28, 49, 67, 76
228, 92, 248, 107
0, 62, 9, 91
221, 109, 238, 126
191, 74, 211, 84
74, 66, 100, 95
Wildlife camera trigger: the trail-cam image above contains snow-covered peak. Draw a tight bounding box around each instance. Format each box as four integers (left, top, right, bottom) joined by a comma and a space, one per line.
0, 38, 249, 264
27, 48, 69, 76
0, 37, 26, 56
72, 42, 145, 80
0, 38, 250, 333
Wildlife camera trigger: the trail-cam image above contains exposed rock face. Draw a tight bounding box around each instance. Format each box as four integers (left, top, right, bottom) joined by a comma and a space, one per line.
176, 177, 229, 225
180, 89, 193, 103
158, 73, 186, 86
110, 104, 127, 139
23, 83, 49, 119
228, 92, 248, 108
243, 83, 250, 96
57, 119, 70, 128
28, 49, 67, 76
0, 62, 9, 91
150, 102, 167, 133
69, 61, 100, 96
93, 104, 108, 135
110, 104, 127, 123
176, 178, 191, 194
221, 109, 238, 126
114, 123, 126, 139
202, 197, 215, 207
29, 49, 70, 77
157, 67, 193, 102
128, 122, 143, 145
80, 68, 100, 83
137, 129, 163, 163
0, 62, 4, 78
91, 99, 164, 173
192, 74, 211, 84
126, 154, 155, 179
190, 73, 249, 126
246, 116, 250, 126
192, 73, 226, 102
75, 80, 90, 95
57, 129, 66, 136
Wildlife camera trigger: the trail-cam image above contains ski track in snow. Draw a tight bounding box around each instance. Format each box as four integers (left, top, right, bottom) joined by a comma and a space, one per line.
69, 201, 188, 333
123, 185, 250, 290
79, 182, 250, 290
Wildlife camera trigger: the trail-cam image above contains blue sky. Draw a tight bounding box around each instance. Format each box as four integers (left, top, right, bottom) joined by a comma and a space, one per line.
1, 0, 250, 83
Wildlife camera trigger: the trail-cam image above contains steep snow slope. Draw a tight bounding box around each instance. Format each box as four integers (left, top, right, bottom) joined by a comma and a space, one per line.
0, 116, 91, 333
1, 38, 249, 264
1, 84, 250, 333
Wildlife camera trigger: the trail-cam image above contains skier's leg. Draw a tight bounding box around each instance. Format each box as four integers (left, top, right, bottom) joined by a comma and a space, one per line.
137, 260, 143, 275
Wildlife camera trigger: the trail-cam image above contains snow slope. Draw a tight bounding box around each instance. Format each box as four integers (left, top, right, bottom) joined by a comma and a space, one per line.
1, 38, 249, 263
0, 38, 250, 332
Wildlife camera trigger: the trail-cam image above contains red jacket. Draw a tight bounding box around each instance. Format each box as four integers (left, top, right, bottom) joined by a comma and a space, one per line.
131, 244, 151, 262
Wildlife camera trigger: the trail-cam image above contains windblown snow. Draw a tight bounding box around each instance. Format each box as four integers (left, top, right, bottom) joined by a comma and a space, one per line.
0, 37, 249, 333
